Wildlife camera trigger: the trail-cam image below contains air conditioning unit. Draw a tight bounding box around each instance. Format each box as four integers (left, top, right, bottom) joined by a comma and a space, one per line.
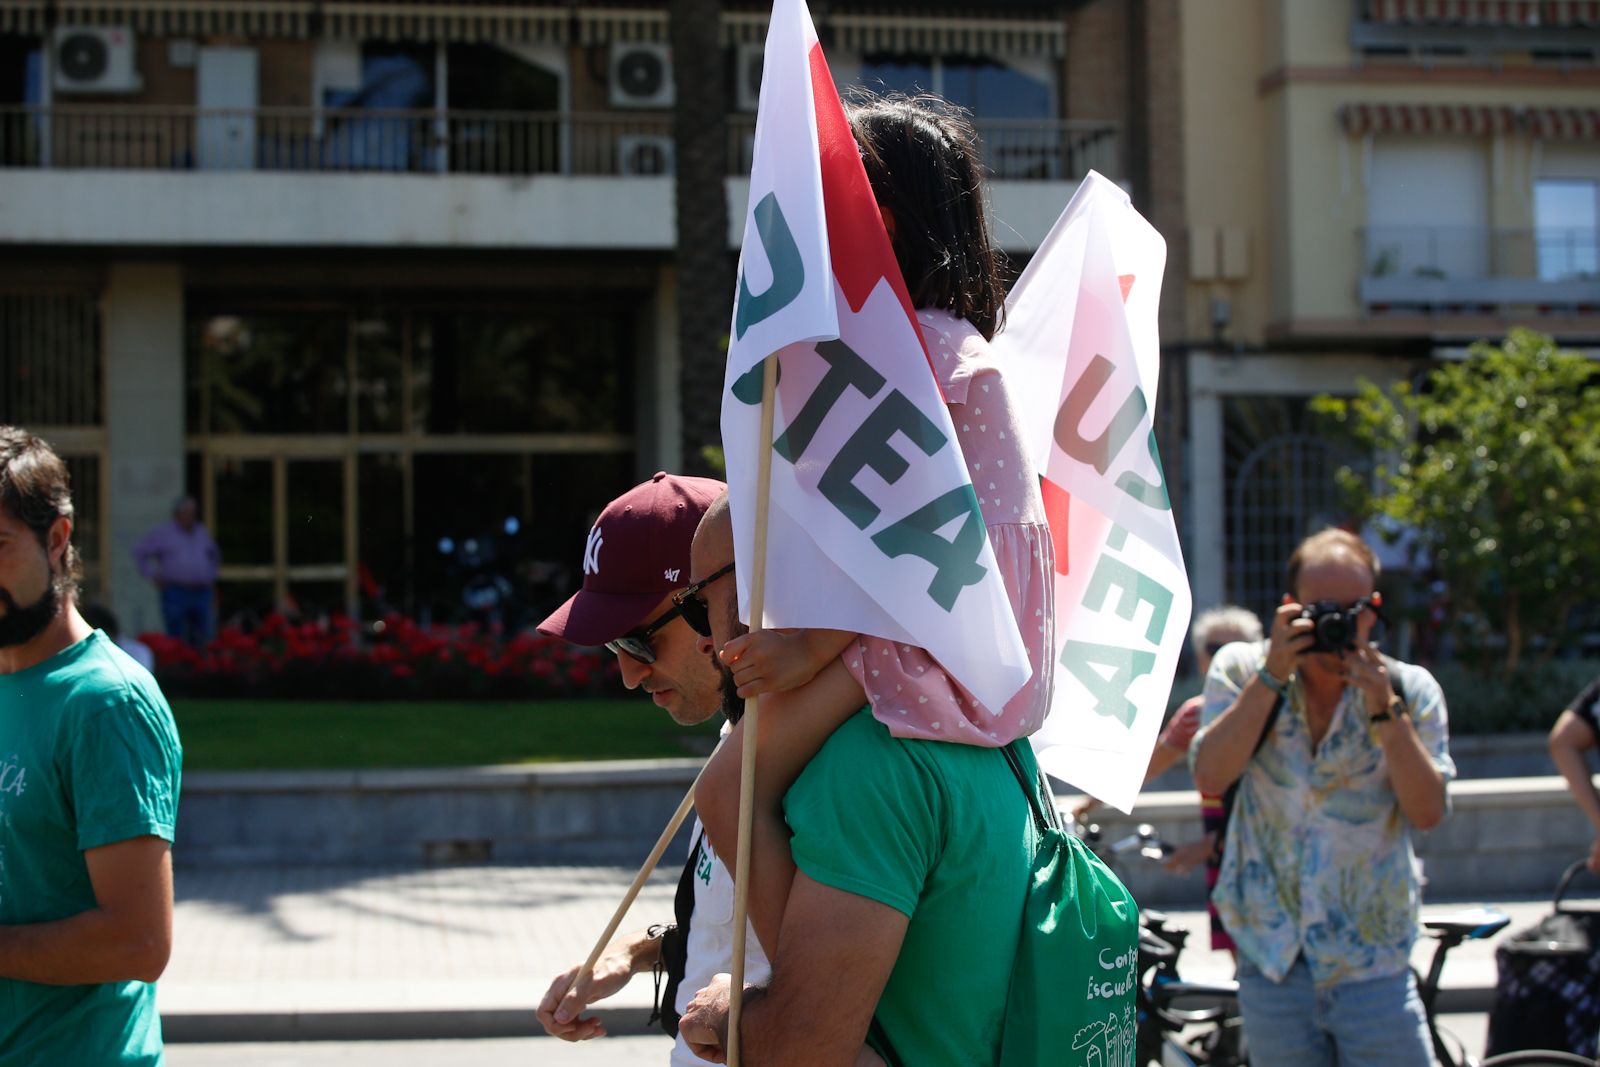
735, 41, 763, 113
618, 134, 674, 176
53, 26, 143, 94
610, 42, 674, 109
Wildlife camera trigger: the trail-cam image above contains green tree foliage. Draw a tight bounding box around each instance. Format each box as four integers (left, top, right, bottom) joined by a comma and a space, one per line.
1312, 329, 1600, 674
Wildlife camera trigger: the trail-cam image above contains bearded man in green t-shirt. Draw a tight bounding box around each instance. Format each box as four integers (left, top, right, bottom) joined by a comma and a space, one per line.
0, 426, 183, 1066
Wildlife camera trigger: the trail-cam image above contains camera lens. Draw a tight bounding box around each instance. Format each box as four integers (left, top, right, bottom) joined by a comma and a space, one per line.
1316, 613, 1350, 649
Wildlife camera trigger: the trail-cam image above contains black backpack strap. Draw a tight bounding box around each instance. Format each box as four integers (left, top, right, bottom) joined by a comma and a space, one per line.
648, 827, 704, 1036
1214, 684, 1286, 861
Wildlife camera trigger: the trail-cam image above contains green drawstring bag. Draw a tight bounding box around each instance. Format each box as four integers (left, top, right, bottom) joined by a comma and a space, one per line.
870, 742, 1140, 1066
996, 741, 1140, 1067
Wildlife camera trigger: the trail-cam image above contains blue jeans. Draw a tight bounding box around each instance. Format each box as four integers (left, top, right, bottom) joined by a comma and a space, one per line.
161, 584, 214, 646
1236, 954, 1435, 1067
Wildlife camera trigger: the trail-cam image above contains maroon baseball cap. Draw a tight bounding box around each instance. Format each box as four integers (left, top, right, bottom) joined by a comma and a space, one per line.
537, 472, 725, 646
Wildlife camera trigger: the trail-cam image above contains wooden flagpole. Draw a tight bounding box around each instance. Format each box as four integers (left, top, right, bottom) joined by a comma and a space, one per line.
727, 353, 781, 1067
572, 774, 699, 980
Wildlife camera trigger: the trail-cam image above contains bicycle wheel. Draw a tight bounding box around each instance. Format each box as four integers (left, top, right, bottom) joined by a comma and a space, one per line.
1482, 1052, 1597, 1066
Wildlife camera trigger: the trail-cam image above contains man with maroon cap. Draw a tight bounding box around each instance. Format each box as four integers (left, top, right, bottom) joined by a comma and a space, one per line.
534, 472, 768, 1064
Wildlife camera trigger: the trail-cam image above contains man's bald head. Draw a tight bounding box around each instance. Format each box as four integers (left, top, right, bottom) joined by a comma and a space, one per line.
693, 490, 734, 574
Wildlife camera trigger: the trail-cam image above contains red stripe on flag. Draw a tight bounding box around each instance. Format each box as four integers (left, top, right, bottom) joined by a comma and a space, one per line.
1040, 477, 1073, 577
1118, 274, 1136, 303
806, 42, 939, 386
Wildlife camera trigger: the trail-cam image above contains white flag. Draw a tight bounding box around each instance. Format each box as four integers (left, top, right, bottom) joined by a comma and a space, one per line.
719, 0, 1030, 712
995, 171, 1193, 811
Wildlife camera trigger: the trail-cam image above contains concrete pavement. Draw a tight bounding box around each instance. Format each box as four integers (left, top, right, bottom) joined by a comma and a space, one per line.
158, 861, 1596, 1043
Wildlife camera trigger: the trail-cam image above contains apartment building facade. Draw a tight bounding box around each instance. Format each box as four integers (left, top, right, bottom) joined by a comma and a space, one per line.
1, 0, 1174, 634
1178, 0, 1600, 622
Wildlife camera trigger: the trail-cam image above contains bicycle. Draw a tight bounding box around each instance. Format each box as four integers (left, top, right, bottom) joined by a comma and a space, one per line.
1087, 821, 1595, 1066
1080, 821, 1246, 1066
1412, 905, 1595, 1066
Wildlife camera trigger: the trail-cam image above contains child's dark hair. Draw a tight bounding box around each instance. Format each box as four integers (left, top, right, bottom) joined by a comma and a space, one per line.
847, 93, 1006, 340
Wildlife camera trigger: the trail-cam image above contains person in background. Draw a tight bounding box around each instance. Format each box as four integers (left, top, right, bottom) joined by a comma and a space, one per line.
0, 425, 183, 1066
80, 602, 157, 674
1549, 674, 1600, 873
1191, 528, 1451, 1065
132, 496, 220, 646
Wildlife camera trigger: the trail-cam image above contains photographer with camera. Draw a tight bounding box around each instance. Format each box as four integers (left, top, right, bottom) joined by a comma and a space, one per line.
1191, 528, 1453, 1066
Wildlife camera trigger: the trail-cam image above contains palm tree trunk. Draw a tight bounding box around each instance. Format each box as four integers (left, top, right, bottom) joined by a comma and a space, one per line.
670, 0, 731, 475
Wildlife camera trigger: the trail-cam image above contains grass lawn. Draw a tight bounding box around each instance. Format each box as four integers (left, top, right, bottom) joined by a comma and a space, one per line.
171, 698, 719, 770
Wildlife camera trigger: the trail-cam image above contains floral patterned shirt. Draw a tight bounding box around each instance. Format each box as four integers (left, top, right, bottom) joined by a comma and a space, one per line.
1191, 640, 1455, 986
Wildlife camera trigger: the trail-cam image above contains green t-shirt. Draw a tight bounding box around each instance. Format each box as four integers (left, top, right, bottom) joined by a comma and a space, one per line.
783, 709, 1035, 1067
0, 631, 183, 1067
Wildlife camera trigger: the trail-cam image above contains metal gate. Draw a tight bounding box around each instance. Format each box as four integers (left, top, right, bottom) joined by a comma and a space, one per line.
1228, 432, 1358, 619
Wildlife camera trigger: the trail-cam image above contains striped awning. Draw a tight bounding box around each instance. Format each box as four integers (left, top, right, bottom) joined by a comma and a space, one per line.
1527, 107, 1600, 139
1540, 0, 1600, 23
1365, 0, 1600, 24
1339, 102, 1519, 135
575, 7, 668, 45
319, 3, 571, 44
0, 1, 1069, 54
0, 1, 46, 33
828, 13, 1067, 58
0, 1, 570, 41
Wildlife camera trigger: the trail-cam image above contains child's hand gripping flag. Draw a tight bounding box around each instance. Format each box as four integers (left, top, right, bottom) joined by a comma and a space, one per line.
995, 171, 1193, 812
720, 0, 1030, 714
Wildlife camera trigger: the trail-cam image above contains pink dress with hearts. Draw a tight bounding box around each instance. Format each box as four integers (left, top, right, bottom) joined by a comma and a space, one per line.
842, 308, 1056, 746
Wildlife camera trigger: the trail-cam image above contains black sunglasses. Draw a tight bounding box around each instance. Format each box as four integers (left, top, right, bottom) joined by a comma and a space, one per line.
671, 561, 736, 639
604, 562, 736, 665
604, 603, 685, 666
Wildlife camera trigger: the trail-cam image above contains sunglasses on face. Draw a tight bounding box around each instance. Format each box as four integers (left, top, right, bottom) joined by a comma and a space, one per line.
604, 603, 685, 666
604, 562, 737, 666
671, 561, 736, 639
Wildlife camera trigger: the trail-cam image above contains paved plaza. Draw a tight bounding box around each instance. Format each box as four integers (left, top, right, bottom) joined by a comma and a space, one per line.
159, 861, 1580, 1044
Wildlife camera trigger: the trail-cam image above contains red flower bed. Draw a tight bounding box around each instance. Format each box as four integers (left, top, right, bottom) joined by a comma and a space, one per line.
140, 612, 623, 701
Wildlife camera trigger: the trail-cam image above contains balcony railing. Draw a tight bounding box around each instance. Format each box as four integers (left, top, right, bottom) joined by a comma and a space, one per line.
0, 105, 1116, 182
1360, 226, 1600, 311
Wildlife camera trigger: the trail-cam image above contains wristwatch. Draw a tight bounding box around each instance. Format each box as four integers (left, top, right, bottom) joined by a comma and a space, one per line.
1370, 695, 1407, 724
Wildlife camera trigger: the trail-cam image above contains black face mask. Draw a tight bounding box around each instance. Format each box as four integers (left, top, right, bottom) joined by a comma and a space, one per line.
0, 577, 59, 649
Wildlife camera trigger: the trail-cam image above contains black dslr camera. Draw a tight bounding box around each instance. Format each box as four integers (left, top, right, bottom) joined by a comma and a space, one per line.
1299, 597, 1374, 654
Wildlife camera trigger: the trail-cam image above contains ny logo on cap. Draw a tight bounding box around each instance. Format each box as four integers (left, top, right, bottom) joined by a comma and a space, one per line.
583, 526, 603, 575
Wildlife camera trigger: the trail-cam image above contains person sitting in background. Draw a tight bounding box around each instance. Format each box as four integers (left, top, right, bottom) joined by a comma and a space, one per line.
1549, 674, 1600, 873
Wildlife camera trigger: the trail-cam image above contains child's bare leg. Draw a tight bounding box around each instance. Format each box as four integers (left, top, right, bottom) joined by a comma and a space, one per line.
695, 656, 866, 956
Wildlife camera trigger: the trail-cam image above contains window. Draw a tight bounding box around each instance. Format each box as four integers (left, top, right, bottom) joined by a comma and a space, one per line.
858, 53, 1053, 119
190, 311, 349, 434
1366, 137, 1490, 281
1535, 179, 1599, 282
857, 52, 1057, 178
